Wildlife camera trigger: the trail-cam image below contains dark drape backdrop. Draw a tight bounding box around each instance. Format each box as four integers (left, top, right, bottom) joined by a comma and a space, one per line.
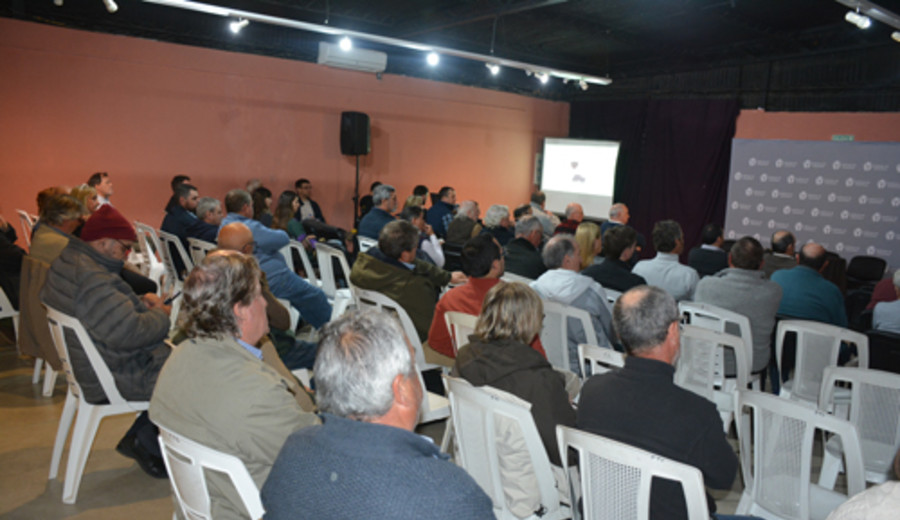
570, 99, 739, 259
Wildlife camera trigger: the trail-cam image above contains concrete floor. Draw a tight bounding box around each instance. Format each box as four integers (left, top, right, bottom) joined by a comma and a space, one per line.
0, 318, 752, 519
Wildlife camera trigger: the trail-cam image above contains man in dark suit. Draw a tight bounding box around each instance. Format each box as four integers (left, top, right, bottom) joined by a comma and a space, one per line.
688, 223, 728, 277
503, 216, 546, 280
583, 225, 646, 293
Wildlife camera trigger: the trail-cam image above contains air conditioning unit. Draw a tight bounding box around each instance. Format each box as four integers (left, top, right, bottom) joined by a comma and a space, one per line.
317, 42, 387, 74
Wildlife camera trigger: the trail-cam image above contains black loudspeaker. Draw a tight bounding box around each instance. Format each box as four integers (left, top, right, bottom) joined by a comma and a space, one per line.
340, 111, 370, 155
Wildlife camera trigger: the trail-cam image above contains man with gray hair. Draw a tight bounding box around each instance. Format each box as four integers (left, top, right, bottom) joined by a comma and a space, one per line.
873, 270, 900, 334
529, 190, 560, 237
445, 199, 481, 244
261, 310, 493, 519
530, 234, 614, 372
504, 215, 547, 279
357, 183, 398, 239
633, 219, 699, 301
195, 196, 224, 227
481, 203, 515, 245
150, 251, 318, 518
553, 202, 583, 235
577, 285, 738, 520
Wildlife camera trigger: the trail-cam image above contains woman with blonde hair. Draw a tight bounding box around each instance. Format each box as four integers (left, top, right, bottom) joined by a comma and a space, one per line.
70, 184, 100, 215
575, 221, 602, 269
452, 281, 575, 467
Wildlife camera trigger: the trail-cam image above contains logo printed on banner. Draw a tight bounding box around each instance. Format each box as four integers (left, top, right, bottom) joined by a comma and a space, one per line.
757, 203, 765, 212
816, 176, 824, 185
776, 159, 783, 168
772, 189, 779, 198
892, 197, 900, 207
734, 172, 742, 181
804, 160, 812, 169
728, 230, 737, 239
896, 164, 900, 173
811, 208, 819, 217
745, 188, 754, 196
768, 220, 776, 229
823, 225, 831, 234
761, 174, 768, 182
833, 161, 841, 170
795, 222, 803, 232
783, 206, 791, 215
868, 246, 876, 255
888, 231, 896, 241
854, 228, 863, 238
742, 217, 750, 226
878, 179, 887, 189
859, 195, 867, 205
864, 162, 872, 171
841, 210, 850, 220
732, 201, 740, 210
749, 158, 757, 166
799, 191, 807, 200
872, 213, 881, 223
845, 178, 854, 187
788, 175, 795, 184
836, 243, 844, 252
829, 193, 837, 202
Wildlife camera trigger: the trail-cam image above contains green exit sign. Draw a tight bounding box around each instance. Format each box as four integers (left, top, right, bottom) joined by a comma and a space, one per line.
832, 134, 854, 141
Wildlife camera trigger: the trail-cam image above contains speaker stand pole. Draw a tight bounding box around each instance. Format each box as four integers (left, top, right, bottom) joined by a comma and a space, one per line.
353, 154, 360, 228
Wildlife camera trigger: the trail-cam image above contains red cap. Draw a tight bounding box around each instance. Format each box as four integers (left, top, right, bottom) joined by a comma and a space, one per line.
80, 204, 137, 242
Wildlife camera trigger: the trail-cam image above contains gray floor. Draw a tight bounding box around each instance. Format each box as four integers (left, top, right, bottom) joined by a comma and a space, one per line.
0, 319, 745, 519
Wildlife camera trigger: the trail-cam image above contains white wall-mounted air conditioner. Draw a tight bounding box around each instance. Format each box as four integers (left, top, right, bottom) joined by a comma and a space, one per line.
317, 42, 387, 74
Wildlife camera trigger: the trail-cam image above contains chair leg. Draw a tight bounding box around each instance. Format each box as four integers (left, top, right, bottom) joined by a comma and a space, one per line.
817, 450, 843, 490
42, 366, 58, 397
61, 404, 104, 504
32, 358, 43, 385
12, 315, 20, 355
440, 419, 453, 454
49, 391, 78, 480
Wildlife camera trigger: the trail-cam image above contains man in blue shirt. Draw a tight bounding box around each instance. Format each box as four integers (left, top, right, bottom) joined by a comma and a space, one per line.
357, 184, 397, 239
220, 189, 331, 329
771, 242, 847, 327
425, 186, 457, 238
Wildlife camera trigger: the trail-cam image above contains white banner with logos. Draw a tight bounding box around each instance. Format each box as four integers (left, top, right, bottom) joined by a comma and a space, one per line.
725, 139, 900, 269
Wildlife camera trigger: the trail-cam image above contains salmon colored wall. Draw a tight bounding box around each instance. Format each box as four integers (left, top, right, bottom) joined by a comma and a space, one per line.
0, 18, 568, 246
736, 109, 900, 142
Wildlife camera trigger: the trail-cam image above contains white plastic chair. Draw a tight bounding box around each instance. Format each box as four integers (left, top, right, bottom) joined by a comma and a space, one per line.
675, 324, 749, 433
817, 366, 900, 489
45, 306, 150, 504
443, 311, 478, 355
540, 299, 599, 376
679, 301, 760, 390
134, 222, 167, 293
446, 377, 570, 520
353, 288, 449, 425
556, 425, 710, 520
776, 320, 869, 408
157, 427, 265, 520
314, 242, 354, 320
17, 209, 34, 247
157, 229, 194, 283
187, 237, 216, 266
577, 343, 625, 379
735, 390, 865, 520
275, 298, 300, 333
279, 240, 319, 287
500, 272, 534, 284
357, 235, 377, 253
0, 285, 20, 353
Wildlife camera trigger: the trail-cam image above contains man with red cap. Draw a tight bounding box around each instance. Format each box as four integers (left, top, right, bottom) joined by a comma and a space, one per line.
41, 204, 171, 478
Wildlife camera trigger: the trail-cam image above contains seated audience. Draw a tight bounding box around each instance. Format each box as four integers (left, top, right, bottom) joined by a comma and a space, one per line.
350, 220, 465, 344
271, 190, 307, 240
36, 186, 70, 214
873, 270, 900, 334
357, 184, 398, 239
357, 180, 381, 223
426, 186, 458, 238
574, 221, 602, 269
195, 196, 224, 227
453, 281, 574, 467
221, 189, 332, 329
529, 191, 559, 238
513, 203, 532, 221
161, 182, 218, 248
582, 225, 646, 293
261, 310, 493, 519
293, 178, 326, 223
600, 202, 630, 236
252, 186, 273, 227
633, 220, 699, 301
504, 215, 547, 280
694, 236, 783, 373
762, 230, 797, 279
553, 202, 583, 235
446, 200, 482, 245
150, 251, 319, 519
70, 183, 100, 218
163, 174, 191, 212
87, 171, 114, 206
867, 271, 898, 311
577, 285, 738, 520
772, 242, 847, 327
688, 223, 729, 277
398, 205, 444, 267
0, 210, 24, 309
480, 204, 515, 246
41, 205, 171, 478
404, 194, 425, 210
530, 234, 614, 372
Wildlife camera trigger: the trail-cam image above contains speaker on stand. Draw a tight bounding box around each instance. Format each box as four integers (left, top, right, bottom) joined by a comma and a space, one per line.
341, 111, 370, 227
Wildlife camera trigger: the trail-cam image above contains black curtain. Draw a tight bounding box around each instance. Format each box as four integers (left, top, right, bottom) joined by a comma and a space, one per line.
570, 99, 739, 260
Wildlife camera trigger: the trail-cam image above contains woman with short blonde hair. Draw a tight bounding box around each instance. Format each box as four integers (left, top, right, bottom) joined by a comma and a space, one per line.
473, 281, 543, 345
575, 221, 602, 269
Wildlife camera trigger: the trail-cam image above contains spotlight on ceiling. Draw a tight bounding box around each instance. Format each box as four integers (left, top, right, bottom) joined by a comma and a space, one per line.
54, 0, 63, 6
339, 36, 352, 51
845, 10, 872, 29
485, 63, 500, 76
893, 31, 900, 42
578, 80, 588, 91
229, 18, 249, 34
426, 52, 440, 66
102, 0, 118, 12
536, 72, 549, 84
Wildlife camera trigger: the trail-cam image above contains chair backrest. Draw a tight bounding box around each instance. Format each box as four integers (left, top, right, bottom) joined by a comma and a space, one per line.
17, 209, 34, 247
357, 235, 377, 253
736, 390, 865, 520
157, 427, 264, 520
819, 366, 900, 476
314, 242, 352, 299
578, 343, 625, 379
540, 299, 597, 376
45, 306, 129, 406
866, 329, 900, 374
444, 311, 479, 355
604, 288, 622, 306
846, 255, 887, 282
556, 425, 709, 520
776, 320, 869, 404
0, 285, 17, 322
679, 301, 753, 374
446, 377, 564, 520
134, 221, 163, 260
675, 324, 749, 405
279, 241, 318, 286
187, 238, 216, 266
500, 272, 533, 284
353, 287, 433, 372
157, 229, 194, 282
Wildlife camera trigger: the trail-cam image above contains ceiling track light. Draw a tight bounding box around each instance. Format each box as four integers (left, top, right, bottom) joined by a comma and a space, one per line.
426, 51, 440, 66
485, 63, 500, 75
229, 18, 249, 34
536, 72, 549, 84
845, 10, 873, 29
102, 0, 118, 12
54, 0, 63, 6
339, 36, 352, 51
892, 31, 900, 42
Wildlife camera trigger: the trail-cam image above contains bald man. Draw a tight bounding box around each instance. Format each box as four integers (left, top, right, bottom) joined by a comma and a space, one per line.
762, 230, 798, 279
554, 202, 583, 235
771, 242, 847, 327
